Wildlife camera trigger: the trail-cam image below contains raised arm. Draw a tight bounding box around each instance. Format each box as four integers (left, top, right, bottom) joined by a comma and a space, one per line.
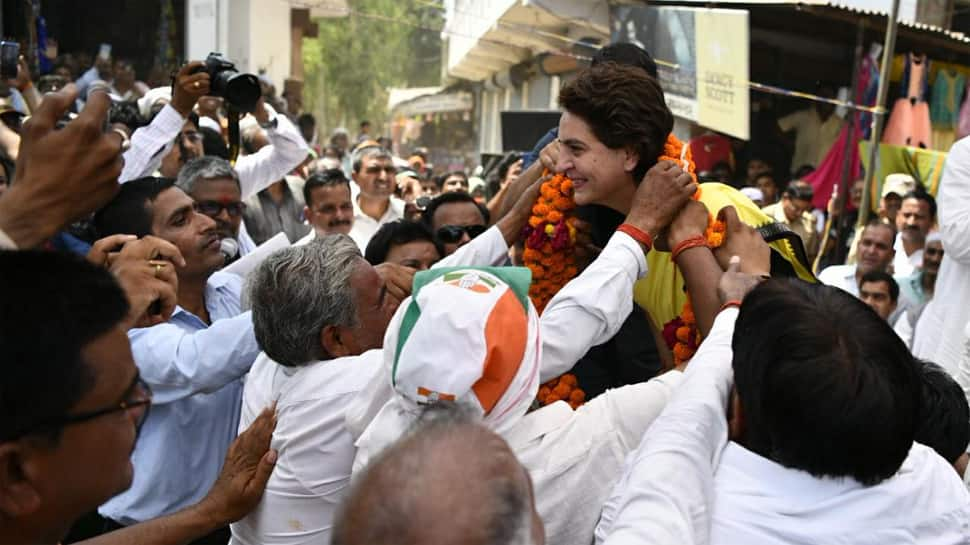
540, 161, 697, 380
119, 62, 210, 183
234, 101, 310, 199
129, 311, 259, 404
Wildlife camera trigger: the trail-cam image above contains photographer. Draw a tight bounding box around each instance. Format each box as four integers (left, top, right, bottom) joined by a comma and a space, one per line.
119, 60, 309, 252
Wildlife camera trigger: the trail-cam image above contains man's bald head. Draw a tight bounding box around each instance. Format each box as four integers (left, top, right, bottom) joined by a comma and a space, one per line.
333, 415, 543, 545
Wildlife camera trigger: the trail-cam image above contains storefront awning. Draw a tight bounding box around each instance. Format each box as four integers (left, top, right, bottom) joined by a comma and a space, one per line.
444, 0, 610, 81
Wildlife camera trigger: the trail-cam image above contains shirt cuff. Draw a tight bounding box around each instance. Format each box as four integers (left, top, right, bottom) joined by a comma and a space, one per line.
712, 306, 739, 332
608, 231, 649, 279
0, 227, 17, 250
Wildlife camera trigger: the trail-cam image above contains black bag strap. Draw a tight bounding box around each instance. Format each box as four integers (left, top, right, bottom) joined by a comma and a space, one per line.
756, 222, 814, 278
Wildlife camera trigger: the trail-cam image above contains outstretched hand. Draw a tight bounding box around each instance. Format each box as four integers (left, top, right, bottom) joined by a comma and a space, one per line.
196, 404, 278, 525
717, 256, 765, 306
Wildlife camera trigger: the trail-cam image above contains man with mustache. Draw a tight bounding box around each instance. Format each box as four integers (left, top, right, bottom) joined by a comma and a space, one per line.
91, 177, 262, 542
348, 145, 404, 250
818, 220, 896, 298
893, 190, 936, 277
295, 168, 355, 245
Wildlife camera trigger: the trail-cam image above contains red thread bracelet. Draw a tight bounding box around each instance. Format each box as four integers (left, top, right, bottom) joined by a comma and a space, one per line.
671, 235, 708, 262
617, 224, 653, 250
719, 300, 742, 313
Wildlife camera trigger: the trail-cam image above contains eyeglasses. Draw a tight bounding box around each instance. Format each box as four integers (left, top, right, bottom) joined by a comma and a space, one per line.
8, 372, 153, 441
179, 131, 202, 143
194, 200, 246, 218
436, 224, 487, 244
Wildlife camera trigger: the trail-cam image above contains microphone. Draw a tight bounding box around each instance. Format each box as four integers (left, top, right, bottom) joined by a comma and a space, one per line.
219, 238, 239, 262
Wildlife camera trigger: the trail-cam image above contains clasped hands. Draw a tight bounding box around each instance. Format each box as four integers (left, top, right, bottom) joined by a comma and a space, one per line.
625, 161, 771, 302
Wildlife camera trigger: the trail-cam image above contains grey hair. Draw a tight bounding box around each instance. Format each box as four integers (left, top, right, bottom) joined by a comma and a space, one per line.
351, 145, 392, 173
175, 155, 240, 194
246, 234, 361, 367
332, 415, 537, 545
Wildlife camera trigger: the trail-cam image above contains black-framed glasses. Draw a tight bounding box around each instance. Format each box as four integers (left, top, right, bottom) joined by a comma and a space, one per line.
436, 224, 487, 244
8, 372, 153, 441
194, 200, 246, 218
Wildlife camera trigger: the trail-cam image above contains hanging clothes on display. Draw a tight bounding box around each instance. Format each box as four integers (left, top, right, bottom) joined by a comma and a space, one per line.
929, 69, 966, 151
804, 51, 874, 210
883, 53, 932, 148
858, 46, 881, 140
805, 124, 862, 210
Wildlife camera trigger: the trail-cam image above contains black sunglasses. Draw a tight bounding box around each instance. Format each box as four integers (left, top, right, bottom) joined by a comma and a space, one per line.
436, 224, 487, 244
194, 200, 246, 218
7, 372, 153, 442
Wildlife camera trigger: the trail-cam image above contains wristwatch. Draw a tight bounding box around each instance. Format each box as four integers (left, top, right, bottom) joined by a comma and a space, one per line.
259, 116, 278, 130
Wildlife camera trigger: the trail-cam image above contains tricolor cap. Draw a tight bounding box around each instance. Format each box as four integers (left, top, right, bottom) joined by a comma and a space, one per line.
387, 267, 541, 431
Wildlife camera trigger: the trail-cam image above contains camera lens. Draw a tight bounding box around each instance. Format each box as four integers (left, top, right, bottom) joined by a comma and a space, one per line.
224, 73, 261, 113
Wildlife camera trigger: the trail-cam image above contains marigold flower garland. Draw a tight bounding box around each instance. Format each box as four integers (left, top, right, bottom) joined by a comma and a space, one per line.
523, 171, 584, 407
656, 136, 726, 366
523, 134, 721, 405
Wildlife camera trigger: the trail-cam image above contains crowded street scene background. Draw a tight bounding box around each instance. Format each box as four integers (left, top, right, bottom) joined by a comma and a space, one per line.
1, 0, 970, 543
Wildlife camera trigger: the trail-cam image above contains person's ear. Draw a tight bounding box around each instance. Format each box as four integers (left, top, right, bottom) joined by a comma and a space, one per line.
623, 147, 640, 174
320, 325, 352, 359
0, 442, 42, 518
728, 389, 746, 441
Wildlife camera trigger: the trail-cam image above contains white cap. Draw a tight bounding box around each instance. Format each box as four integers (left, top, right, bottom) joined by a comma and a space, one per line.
882, 173, 916, 198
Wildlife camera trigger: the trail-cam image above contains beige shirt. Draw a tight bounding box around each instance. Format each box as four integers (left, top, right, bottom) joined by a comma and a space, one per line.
762, 202, 819, 261
778, 108, 843, 170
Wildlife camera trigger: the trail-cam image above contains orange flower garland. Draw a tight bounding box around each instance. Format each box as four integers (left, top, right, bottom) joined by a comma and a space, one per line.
524, 172, 579, 314
523, 171, 584, 407
656, 134, 727, 365
524, 134, 716, 403
536, 373, 586, 410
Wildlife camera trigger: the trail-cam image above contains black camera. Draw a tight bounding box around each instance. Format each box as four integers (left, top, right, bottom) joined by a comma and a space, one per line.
193, 52, 260, 113
0, 41, 20, 80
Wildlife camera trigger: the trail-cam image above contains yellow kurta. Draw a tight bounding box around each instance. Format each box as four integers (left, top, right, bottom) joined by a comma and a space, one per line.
633, 183, 816, 329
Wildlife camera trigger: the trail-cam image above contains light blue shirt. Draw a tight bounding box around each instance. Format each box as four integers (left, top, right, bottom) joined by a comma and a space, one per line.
100, 271, 260, 524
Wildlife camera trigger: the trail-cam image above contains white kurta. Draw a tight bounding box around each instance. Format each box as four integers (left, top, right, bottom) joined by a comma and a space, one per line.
914, 137, 970, 377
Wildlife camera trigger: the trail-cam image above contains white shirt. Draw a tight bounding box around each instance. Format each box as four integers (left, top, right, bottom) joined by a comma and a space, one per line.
231, 225, 510, 545
817, 263, 859, 297
120, 105, 309, 199
597, 308, 970, 545
344, 231, 667, 545
597, 309, 737, 545
538, 232, 652, 381
515, 372, 683, 545
229, 350, 383, 545
914, 137, 970, 377
710, 441, 970, 545
892, 234, 923, 277
348, 195, 405, 252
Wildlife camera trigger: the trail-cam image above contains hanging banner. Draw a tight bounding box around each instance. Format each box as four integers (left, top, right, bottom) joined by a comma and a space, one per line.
611, 5, 750, 140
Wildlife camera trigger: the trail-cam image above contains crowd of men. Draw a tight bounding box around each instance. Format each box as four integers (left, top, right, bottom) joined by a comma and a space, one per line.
0, 39, 969, 545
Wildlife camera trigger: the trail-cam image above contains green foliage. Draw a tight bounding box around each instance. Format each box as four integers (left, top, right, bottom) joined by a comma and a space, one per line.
304, 0, 443, 135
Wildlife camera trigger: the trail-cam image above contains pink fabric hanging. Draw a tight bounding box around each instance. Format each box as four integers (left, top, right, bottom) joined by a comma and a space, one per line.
805, 124, 862, 210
